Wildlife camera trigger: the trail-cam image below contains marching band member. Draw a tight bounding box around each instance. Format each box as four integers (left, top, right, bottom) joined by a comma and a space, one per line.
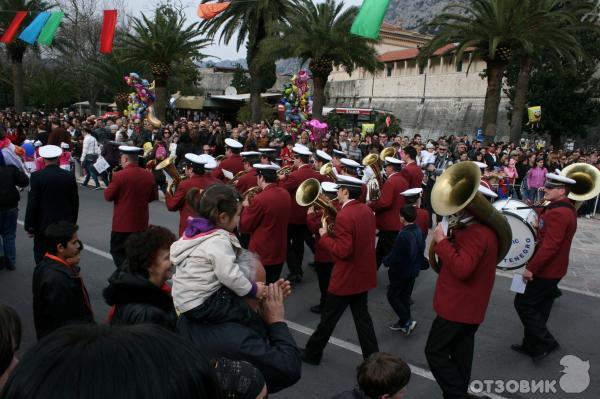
212, 138, 244, 180
475, 162, 492, 190
512, 173, 577, 361
339, 158, 367, 203
425, 198, 499, 399
236, 151, 261, 195
278, 145, 320, 283
401, 187, 429, 240
332, 149, 345, 174
369, 157, 408, 270
313, 150, 333, 182
165, 153, 219, 237
258, 148, 276, 165
400, 146, 423, 189
306, 181, 341, 314
239, 164, 291, 283
104, 146, 157, 269
302, 175, 379, 365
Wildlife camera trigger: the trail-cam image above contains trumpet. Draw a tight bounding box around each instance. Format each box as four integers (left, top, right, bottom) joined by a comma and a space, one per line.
320, 162, 337, 181
296, 178, 338, 234
278, 165, 293, 176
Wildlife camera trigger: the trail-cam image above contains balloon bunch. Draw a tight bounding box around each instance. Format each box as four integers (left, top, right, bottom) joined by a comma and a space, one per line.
123, 72, 156, 120
280, 69, 313, 123
307, 119, 328, 142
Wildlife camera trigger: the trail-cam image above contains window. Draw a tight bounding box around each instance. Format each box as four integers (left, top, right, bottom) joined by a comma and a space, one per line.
386, 64, 393, 77
418, 63, 425, 75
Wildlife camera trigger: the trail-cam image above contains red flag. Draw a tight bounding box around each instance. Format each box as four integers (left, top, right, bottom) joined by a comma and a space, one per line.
0, 11, 28, 43
100, 10, 118, 54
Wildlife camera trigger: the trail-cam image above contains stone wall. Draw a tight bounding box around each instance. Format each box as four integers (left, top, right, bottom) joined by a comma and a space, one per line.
326, 72, 511, 141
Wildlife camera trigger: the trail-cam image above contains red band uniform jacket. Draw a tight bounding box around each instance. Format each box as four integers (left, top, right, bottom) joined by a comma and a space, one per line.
166, 174, 220, 236
279, 164, 322, 225
235, 167, 258, 195
527, 198, 577, 279
240, 184, 291, 265
212, 154, 245, 181
400, 161, 424, 189
306, 199, 342, 263
415, 207, 430, 240
434, 223, 498, 325
320, 200, 377, 296
104, 164, 158, 233
368, 172, 408, 231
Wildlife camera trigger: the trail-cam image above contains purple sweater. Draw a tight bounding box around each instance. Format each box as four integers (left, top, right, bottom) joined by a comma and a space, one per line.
527, 167, 547, 189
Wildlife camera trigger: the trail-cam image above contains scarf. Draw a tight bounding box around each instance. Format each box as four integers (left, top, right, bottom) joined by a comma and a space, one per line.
184, 217, 215, 238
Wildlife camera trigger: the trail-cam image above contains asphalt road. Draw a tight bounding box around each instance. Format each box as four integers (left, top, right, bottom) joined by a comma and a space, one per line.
2, 186, 599, 398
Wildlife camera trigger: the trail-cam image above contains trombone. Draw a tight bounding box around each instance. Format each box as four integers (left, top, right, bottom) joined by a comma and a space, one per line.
296, 178, 338, 234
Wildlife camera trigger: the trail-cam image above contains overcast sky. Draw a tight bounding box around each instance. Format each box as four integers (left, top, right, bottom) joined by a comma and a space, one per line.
125, 0, 364, 61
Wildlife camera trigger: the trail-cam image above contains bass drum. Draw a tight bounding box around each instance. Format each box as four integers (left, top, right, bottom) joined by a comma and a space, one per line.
493, 198, 538, 270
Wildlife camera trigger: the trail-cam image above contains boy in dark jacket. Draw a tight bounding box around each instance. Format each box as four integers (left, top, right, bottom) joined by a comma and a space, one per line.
383, 205, 424, 335
32, 221, 94, 339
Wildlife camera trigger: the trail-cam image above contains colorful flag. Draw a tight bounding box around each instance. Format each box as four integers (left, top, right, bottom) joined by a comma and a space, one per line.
100, 10, 118, 54
37, 12, 64, 45
0, 11, 28, 43
350, 0, 390, 40
18, 11, 50, 44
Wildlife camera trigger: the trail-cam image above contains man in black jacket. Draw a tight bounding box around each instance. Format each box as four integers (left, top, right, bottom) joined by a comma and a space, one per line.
24, 145, 79, 264
0, 129, 30, 270
32, 221, 94, 339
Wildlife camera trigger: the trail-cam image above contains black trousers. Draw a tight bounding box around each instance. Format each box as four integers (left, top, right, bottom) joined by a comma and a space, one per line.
376, 230, 398, 270
286, 224, 310, 277
33, 234, 46, 265
425, 316, 479, 399
387, 273, 416, 325
264, 263, 284, 284
514, 278, 560, 354
110, 231, 132, 270
315, 261, 334, 307
304, 291, 379, 361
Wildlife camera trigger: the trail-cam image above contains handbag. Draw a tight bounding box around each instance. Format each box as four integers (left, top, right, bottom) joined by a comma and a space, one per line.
84, 137, 99, 162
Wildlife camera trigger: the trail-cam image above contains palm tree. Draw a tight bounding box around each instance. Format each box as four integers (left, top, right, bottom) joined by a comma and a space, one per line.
0, 0, 51, 112
508, 0, 597, 142
200, 0, 293, 122
263, 0, 382, 120
121, 6, 209, 121
424, 0, 537, 142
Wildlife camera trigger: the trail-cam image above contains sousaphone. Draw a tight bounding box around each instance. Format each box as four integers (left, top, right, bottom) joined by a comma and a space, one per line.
428, 162, 512, 273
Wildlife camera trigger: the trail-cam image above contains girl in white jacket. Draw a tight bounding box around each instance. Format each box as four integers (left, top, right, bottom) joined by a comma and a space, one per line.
171, 184, 266, 320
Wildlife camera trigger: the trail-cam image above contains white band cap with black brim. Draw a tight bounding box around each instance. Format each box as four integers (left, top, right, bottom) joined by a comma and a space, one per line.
315, 149, 332, 162
39, 145, 62, 159
225, 138, 243, 149
544, 173, 576, 188
119, 145, 143, 154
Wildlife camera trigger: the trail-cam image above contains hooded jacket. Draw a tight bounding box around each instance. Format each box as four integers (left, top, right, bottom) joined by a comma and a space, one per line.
171, 229, 252, 313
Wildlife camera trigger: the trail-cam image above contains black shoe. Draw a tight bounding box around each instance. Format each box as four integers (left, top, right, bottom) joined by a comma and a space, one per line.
300, 349, 321, 365
310, 305, 322, 314
532, 343, 559, 362
286, 273, 302, 284
510, 344, 534, 356
552, 288, 563, 299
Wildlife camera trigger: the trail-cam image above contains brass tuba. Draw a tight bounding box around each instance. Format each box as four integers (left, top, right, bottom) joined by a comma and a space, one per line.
362, 147, 397, 201
155, 156, 184, 195
296, 178, 338, 234
428, 161, 512, 273
320, 162, 337, 181
146, 105, 161, 128
560, 163, 600, 203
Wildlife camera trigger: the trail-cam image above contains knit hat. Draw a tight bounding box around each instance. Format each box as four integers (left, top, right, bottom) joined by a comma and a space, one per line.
213, 358, 266, 399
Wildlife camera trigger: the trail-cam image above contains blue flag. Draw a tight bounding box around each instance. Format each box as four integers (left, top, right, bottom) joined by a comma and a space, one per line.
18, 12, 51, 45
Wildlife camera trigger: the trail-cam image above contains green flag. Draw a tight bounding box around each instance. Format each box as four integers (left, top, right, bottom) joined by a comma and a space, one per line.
37, 12, 64, 46
350, 0, 390, 40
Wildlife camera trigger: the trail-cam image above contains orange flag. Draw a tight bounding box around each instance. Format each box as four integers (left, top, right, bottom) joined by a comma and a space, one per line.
197, 1, 231, 20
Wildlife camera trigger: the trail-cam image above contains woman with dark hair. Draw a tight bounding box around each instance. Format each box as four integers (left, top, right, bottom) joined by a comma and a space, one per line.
103, 225, 177, 329
0, 324, 224, 399
0, 304, 21, 391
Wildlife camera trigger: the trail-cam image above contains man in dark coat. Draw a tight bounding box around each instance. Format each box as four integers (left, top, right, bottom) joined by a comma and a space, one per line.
33, 221, 94, 339
0, 132, 30, 271
25, 145, 79, 264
